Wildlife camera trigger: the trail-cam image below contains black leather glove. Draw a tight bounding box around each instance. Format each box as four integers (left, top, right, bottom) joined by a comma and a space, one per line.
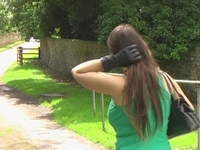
101, 44, 143, 72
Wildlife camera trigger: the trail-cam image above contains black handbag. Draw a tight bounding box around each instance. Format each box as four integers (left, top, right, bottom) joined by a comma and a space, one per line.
161, 71, 200, 139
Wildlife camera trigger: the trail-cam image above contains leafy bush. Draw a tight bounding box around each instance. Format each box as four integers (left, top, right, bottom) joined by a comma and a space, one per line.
7, 0, 200, 60
97, 0, 200, 60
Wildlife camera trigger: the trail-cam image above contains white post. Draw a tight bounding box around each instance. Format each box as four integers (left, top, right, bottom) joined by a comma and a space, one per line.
92, 91, 96, 116
101, 93, 105, 131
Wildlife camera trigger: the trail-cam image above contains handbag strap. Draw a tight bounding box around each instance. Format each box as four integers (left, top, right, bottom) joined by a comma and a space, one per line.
159, 70, 180, 98
159, 70, 195, 109
163, 72, 181, 96
160, 71, 172, 94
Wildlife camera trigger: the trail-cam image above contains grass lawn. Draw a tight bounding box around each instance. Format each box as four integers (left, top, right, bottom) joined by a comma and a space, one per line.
0, 41, 24, 53
22, 48, 40, 59
1, 56, 199, 149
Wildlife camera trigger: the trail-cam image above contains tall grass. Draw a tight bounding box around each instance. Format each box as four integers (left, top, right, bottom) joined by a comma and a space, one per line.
1, 61, 198, 150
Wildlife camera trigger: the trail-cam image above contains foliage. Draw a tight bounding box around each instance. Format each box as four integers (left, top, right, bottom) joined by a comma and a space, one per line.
97, 1, 140, 42
55, 0, 102, 40
39, 0, 70, 39
0, 1, 13, 33
4, 0, 200, 60
6, 0, 101, 40
97, 0, 200, 60
7, 0, 43, 40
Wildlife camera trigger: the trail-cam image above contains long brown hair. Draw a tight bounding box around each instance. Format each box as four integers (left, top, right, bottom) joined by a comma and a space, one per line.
107, 24, 162, 140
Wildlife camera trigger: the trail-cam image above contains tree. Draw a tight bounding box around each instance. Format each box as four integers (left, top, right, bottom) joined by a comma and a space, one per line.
5, 0, 200, 60
38, 0, 72, 39
7, 0, 101, 40
0, 0, 12, 33
51, 0, 102, 40
7, 0, 43, 40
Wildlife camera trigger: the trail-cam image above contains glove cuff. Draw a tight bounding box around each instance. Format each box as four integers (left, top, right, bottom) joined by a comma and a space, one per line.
101, 55, 114, 72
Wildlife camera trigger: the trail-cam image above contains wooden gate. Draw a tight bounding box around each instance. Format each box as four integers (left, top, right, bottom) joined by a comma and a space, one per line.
17, 46, 40, 65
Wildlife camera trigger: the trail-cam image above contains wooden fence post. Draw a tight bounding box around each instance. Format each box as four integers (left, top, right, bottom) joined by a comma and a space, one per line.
17, 46, 23, 65
38, 47, 40, 59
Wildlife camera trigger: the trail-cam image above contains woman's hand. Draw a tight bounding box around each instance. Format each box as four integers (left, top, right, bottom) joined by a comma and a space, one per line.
101, 44, 143, 72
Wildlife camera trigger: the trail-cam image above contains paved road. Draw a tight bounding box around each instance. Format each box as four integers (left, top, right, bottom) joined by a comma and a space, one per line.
0, 42, 40, 76
0, 42, 107, 150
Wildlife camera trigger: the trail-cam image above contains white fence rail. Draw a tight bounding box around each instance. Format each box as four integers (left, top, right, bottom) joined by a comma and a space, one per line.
92, 79, 200, 149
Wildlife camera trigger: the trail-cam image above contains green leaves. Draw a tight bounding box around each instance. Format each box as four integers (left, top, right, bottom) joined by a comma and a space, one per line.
6, 0, 44, 40
3, 0, 200, 60
97, 1, 200, 60
0, 1, 12, 33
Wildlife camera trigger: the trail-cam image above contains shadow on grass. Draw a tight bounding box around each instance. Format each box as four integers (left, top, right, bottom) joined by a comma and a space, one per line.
2, 71, 110, 125
0, 84, 40, 106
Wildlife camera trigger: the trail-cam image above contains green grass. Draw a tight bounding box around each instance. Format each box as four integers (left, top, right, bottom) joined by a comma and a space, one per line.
1, 61, 199, 150
170, 133, 198, 150
22, 49, 40, 59
0, 41, 24, 53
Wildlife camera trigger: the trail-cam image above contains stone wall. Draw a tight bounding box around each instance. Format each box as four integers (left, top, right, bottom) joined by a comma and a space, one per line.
40, 38, 200, 102
0, 32, 21, 46
40, 38, 108, 79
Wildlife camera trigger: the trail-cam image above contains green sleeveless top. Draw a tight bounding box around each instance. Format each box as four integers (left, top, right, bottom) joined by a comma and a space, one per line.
107, 74, 172, 150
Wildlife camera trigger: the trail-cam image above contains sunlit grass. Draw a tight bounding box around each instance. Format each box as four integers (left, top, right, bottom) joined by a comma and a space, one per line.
169, 132, 198, 150
0, 41, 24, 53
22, 49, 40, 59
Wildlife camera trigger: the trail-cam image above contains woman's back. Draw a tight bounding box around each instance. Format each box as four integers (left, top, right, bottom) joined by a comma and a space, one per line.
72, 24, 173, 149
108, 73, 172, 150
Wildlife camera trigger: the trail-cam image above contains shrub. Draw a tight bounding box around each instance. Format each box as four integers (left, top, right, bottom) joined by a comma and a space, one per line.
97, 0, 200, 60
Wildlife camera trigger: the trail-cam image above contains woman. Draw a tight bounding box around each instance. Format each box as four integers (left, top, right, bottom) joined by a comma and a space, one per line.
71, 24, 193, 150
